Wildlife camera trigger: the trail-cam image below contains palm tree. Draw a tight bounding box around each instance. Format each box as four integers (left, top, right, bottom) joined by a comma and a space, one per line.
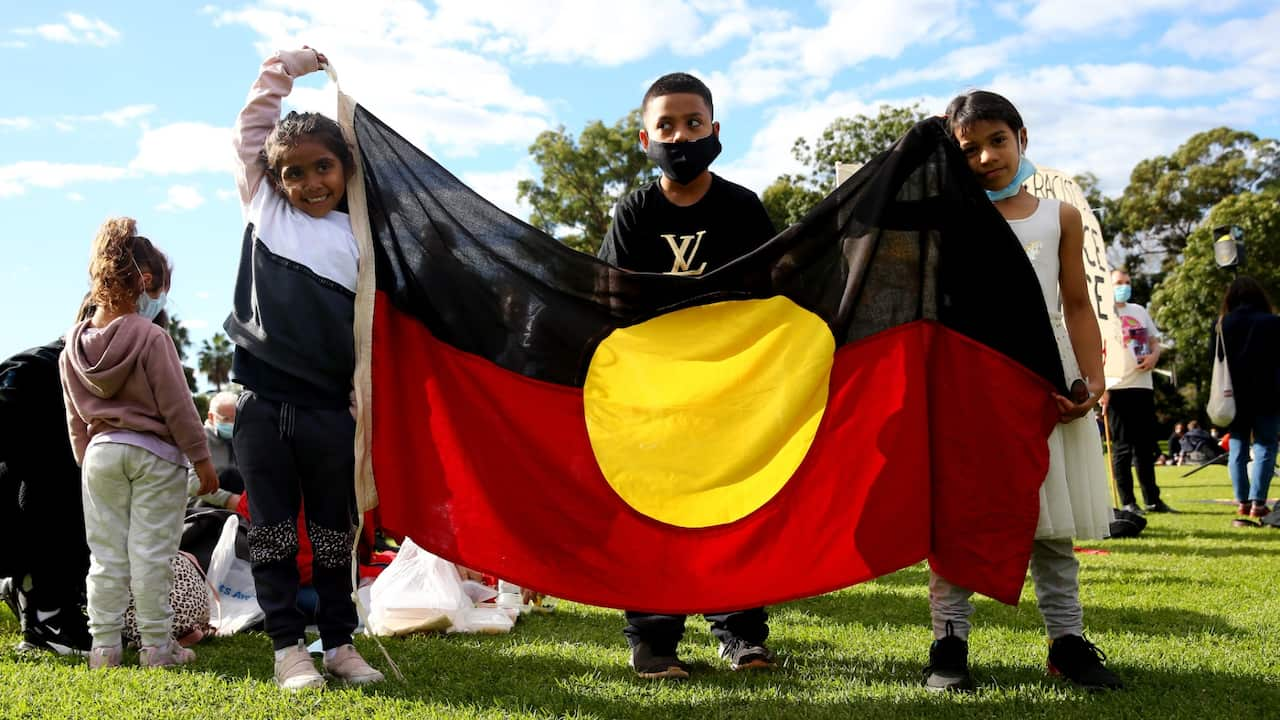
198, 333, 234, 391
167, 314, 191, 361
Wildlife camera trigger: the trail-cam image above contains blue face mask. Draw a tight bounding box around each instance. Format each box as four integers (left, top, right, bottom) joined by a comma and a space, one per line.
137, 290, 167, 321
1114, 284, 1132, 303
215, 422, 234, 440
986, 154, 1037, 201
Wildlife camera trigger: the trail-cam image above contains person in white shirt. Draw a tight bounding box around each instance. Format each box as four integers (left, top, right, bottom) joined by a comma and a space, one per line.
1101, 269, 1175, 514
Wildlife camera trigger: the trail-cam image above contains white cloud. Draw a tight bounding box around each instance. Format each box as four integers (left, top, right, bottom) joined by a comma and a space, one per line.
67, 192, 84, 202
715, 90, 894, 194
430, 0, 779, 66
1161, 7, 1280, 70
0, 117, 34, 131
1022, 0, 1240, 35
215, 188, 238, 201
989, 63, 1255, 103
14, 12, 121, 47
158, 185, 206, 212
98, 104, 157, 127
0, 161, 127, 197
214, 2, 555, 156
714, 0, 967, 107
130, 123, 234, 175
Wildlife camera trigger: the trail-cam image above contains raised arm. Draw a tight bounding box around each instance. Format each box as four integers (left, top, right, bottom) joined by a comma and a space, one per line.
232, 48, 324, 204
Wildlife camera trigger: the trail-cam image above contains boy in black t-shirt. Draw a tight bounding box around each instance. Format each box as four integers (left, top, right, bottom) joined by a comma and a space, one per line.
598, 72, 778, 680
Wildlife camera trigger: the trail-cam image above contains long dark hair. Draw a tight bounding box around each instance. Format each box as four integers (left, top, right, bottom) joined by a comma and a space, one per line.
1220, 275, 1275, 316
944, 90, 1024, 138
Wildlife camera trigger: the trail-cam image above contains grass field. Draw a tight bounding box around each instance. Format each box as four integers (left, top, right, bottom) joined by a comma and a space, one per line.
2, 464, 1278, 719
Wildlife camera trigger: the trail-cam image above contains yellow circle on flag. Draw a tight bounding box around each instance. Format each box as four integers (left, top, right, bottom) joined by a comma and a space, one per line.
583, 296, 835, 528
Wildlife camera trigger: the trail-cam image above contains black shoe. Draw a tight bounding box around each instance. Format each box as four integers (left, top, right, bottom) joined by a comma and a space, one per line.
16, 605, 91, 657
718, 636, 777, 671
629, 642, 690, 680
922, 621, 974, 692
1047, 635, 1123, 690
1144, 501, 1177, 513
1120, 503, 1146, 516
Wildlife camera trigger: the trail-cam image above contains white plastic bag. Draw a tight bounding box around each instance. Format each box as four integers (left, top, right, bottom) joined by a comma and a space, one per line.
205, 514, 265, 635
368, 538, 514, 636
1208, 323, 1235, 427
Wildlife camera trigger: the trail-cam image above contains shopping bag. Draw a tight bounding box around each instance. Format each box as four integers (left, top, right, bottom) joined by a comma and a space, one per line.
368, 537, 513, 636
1207, 322, 1235, 427
205, 514, 264, 635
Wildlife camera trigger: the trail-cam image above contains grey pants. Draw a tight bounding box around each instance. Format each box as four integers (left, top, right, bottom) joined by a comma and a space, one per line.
82, 443, 187, 648
929, 537, 1082, 640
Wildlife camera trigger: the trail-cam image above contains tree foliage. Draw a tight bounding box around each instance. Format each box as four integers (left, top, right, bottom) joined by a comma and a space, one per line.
197, 333, 234, 392
764, 104, 927, 229
1150, 188, 1280, 413
1111, 128, 1279, 272
166, 314, 198, 392
516, 109, 652, 255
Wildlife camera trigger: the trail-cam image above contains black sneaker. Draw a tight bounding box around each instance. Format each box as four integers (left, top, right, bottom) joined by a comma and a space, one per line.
1047, 635, 1123, 690
629, 642, 690, 680
922, 621, 974, 692
17, 606, 91, 657
718, 637, 777, 671
1144, 501, 1177, 514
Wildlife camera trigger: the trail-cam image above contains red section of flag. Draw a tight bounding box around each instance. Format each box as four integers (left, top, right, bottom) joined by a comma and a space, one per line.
371, 292, 1054, 611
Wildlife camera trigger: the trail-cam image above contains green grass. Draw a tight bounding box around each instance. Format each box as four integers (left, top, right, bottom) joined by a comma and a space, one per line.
3, 465, 1278, 719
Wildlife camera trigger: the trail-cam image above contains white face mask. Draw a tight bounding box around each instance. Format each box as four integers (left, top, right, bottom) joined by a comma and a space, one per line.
137, 290, 167, 321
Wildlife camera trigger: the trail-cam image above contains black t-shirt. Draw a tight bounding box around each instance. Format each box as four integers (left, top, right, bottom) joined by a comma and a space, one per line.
598, 174, 777, 274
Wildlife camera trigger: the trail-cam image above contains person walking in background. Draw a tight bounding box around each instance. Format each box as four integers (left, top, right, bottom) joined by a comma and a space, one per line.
1103, 269, 1174, 514
1216, 276, 1280, 525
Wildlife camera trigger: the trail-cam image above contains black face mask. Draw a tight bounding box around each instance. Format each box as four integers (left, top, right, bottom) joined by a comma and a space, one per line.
645, 133, 722, 185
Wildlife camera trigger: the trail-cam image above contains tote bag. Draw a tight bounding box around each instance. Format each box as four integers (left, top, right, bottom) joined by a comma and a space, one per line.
1207, 321, 1235, 426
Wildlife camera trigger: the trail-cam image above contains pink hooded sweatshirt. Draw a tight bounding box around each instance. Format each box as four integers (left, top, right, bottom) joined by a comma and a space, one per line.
59, 313, 210, 468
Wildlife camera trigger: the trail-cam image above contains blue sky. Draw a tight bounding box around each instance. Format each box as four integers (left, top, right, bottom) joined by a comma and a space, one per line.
4, 1, 1277, 368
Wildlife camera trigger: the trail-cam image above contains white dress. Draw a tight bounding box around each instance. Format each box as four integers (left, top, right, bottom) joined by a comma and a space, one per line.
1007, 198, 1112, 540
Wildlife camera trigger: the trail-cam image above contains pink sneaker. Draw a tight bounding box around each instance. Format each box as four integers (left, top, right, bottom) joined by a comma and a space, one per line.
139, 641, 196, 667
88, 645, 122, 670
275, 641, 325, 691
323, 644, 385, 685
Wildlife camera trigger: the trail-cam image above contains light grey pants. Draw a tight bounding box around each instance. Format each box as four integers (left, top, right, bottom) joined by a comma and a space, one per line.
82, 443, 187, 648
929, 537, 1082, 641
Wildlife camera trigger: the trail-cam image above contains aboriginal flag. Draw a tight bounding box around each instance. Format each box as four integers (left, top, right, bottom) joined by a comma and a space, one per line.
341, 95, 1064, 612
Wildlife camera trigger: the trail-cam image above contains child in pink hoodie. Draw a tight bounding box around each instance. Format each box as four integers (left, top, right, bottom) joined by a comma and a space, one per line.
59, 217, 218, 670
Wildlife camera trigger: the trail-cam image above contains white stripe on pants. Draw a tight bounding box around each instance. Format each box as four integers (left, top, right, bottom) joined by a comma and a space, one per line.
82, 443, 187, 648
929, 537, 1083, 641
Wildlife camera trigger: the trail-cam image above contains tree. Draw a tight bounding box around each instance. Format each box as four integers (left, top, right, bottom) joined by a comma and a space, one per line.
1150, 188, 1280, 415
167, 314, 191, 361
764, 104, 927, 230
197, 333, 234, 391
1111, 128, 1279, 272
517, 109, 652, 255
166, 314, 198, 393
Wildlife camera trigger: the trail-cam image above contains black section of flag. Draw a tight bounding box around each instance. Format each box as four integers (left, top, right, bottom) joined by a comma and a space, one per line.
355, 106, 1065, 394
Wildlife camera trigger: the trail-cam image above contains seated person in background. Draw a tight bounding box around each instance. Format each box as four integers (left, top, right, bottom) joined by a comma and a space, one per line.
1166, 422, 1185, 466
1180, 421, 1222, 464
187, 391, 243, 509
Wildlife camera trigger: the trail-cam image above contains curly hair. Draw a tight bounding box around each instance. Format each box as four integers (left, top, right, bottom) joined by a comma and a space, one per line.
87, 217, 171, 316
260, 110, 354, 191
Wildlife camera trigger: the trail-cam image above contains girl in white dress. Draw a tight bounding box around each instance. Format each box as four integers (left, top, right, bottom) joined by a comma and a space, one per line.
921, 91, 1121, 692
